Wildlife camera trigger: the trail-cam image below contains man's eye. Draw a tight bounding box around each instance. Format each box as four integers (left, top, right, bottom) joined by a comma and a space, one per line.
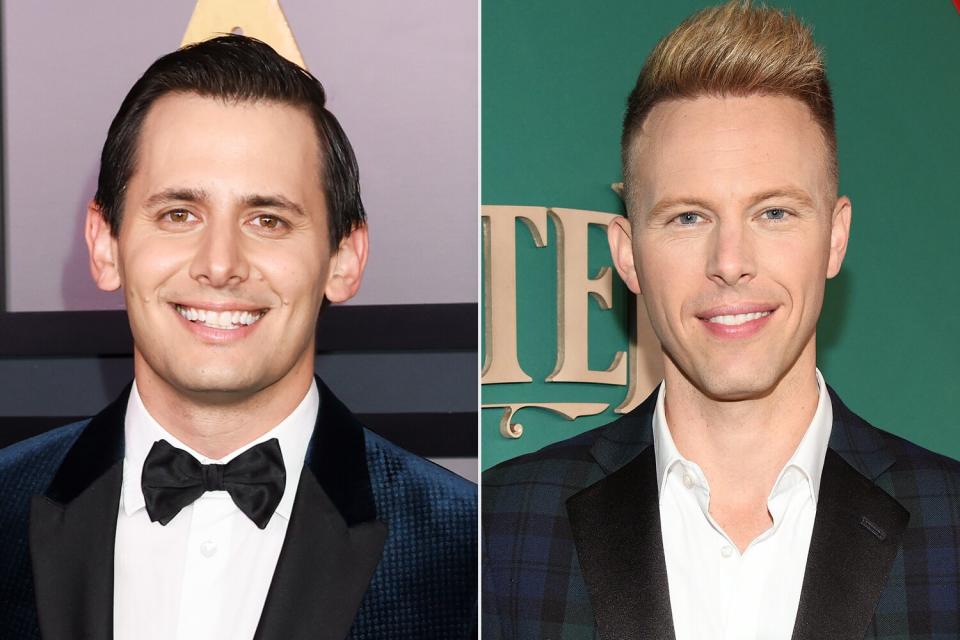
762, 208, 789, 221
252, 214, 285, 230
163, 210, 197, 223
675, 212, 702, 226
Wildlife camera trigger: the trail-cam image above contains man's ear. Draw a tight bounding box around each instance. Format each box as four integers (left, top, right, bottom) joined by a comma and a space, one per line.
608, 215, 642, 294
325, 224, 369, 303
827, 196, 852, 279
85, 201, 122, 291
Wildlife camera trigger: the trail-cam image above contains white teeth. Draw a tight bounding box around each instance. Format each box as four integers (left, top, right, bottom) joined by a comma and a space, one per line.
175, 305, 265, 330
706, 311, 771, 326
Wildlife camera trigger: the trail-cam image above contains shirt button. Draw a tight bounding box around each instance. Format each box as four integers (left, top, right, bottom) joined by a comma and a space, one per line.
200, 540, 218, 558
682, 473, 695, 489
721, 545, 734, 558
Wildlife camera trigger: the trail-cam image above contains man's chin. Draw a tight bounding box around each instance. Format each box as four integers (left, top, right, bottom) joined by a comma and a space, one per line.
700, 382, 775, 403
163, 369, 268, 402
681, 362, 785, 403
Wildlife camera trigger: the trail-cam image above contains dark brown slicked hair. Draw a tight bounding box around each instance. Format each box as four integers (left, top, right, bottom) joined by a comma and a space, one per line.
621, 0, 837, 199
94, 34, 365, 248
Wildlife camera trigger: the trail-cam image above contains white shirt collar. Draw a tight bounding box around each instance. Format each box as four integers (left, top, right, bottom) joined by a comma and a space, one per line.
653, 369, 833, 504
121, 379, 319, 521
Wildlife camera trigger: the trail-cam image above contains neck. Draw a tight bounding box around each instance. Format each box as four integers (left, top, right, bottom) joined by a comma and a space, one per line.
133, 356, 315, 460
663, 343, 820, 508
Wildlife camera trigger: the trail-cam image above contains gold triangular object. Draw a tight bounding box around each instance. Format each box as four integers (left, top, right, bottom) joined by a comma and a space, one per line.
181, 0, 306, 69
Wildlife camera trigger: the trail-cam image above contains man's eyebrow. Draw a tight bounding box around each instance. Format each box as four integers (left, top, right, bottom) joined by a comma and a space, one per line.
748, 187, 816, 209
141, 189, 307, 218
647, 197, 714, 219
647, 187, 817, 218
242, 194, 307, 218
143, 187, 209, 209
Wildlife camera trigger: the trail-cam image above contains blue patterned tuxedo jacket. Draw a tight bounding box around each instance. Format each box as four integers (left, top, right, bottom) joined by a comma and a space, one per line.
0, 378, 477, 639
483, 386, 960, 639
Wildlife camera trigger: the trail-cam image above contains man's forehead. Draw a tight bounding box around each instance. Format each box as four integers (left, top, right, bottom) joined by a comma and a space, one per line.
629, 94, 825, 161
625, 94, 833, 210
132, 93, 320, 181
139, 91, 314, 137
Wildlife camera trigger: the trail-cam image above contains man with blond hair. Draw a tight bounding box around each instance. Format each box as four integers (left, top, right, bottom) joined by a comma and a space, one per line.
482, 2, 960, 638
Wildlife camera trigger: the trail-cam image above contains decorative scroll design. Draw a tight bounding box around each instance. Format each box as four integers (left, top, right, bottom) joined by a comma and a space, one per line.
483, 402, 609, 439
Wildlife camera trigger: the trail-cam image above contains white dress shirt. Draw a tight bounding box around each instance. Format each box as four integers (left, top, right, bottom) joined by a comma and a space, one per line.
114, 380, 318, 640
654, 370, 832, 640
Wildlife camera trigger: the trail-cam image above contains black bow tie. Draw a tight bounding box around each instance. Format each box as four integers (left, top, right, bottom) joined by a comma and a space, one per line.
141, 438, 286, 529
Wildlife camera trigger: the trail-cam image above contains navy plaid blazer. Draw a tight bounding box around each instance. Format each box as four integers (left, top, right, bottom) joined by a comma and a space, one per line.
483, 386, 960, 639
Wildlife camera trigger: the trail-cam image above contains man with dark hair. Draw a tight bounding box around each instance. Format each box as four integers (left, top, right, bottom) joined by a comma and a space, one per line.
483, 3, 959, 638
0, 35, 475, 639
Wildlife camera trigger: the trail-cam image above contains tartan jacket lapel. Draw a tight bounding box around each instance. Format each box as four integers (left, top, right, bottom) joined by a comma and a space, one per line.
791, 387, 910, 639
567, 446, 675, 640
566, 388, 676, 640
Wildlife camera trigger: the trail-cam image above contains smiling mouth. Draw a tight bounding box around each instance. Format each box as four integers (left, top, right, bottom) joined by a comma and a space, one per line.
704, 311, 772, 326
174, 304, 267, 330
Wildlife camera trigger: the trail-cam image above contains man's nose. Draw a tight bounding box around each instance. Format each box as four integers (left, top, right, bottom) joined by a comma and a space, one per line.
188, 220, 250, 287
705, 219, 757, 287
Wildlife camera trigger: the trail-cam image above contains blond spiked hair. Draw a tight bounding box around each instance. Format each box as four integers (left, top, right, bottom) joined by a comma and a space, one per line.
621, 1, 836, 192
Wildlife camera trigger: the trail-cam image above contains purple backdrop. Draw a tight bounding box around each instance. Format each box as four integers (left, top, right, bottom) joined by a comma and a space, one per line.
2, 0, 477, 311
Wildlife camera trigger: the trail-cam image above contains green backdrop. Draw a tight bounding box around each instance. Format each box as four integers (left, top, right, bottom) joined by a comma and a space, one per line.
481, 0, 960, 469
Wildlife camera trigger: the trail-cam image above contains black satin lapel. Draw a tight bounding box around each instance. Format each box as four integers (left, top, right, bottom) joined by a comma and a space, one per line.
792, 449, 909, 640
46, 383, 129, 503
29, 462, 122, 640
254, 467, 387, 640
254, 378, 386, 639
28, 384, 129, 640
305, 379, 377, 525
566, 446, 675, 640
